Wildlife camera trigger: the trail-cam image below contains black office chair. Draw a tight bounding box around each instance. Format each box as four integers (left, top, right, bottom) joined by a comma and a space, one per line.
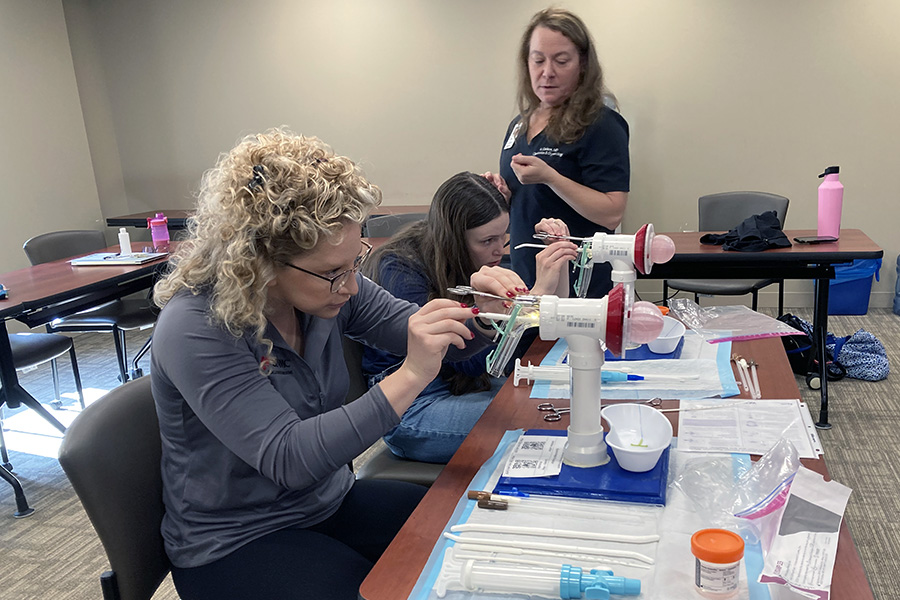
23, 230, 158, 383
58, 376, 170, 600
1, 332, 86, 475
342, 337, 444, 487
363, 213, 427, 238
10, 333, 85, 410
664, 192, 790, 314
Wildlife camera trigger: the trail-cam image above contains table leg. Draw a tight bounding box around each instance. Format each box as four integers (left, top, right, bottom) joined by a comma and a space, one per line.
813, 277, 832, 429
0, 462, 35, 518
0, 322, 66, 516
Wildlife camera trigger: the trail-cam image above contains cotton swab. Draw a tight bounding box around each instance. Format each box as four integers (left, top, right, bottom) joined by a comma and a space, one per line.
749, 359, 762, 399
656, 400, 750, 413
450, 523, 659, 545
732, 354, 750, 392
451, 550, 617, 573
442, 532, 655, 564
452, 543, 652, 571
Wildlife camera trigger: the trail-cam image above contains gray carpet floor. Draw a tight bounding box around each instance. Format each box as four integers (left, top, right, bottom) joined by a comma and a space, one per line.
1, 309, 897, 599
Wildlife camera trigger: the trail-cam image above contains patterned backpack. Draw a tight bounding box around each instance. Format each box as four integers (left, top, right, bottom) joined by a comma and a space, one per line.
829, 330, 890, 381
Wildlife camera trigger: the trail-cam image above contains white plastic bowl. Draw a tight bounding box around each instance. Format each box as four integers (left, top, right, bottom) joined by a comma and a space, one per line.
647, 315, 685, 354
601, 403, 673, 472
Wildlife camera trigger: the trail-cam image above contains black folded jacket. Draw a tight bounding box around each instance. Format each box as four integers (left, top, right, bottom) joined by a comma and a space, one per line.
699, 210, 792, 252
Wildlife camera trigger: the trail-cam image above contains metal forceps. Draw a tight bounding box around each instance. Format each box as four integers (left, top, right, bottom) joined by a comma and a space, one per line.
447, 285, 540, 305
532, 232, 590, 242
537, 402, 571, 422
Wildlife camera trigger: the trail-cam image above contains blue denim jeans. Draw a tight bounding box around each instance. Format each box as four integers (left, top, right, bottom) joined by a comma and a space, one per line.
369, 369, 506, 463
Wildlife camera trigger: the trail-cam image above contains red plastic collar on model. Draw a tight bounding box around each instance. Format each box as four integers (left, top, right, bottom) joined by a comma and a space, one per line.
634, 223, 650, 274
605, 284, 625, 356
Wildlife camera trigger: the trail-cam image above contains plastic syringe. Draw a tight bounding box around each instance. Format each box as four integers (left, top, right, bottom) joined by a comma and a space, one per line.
513, 359, 695, 387
435, 547, 641, 599
513, 360, 643, 386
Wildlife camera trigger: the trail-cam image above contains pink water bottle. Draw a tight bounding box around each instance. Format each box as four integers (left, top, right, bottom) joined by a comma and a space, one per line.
817, 166, 843, 239
148, 212, 170, 251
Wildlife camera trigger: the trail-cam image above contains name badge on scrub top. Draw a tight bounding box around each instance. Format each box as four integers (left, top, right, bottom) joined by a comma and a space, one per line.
503, 122, 523, 150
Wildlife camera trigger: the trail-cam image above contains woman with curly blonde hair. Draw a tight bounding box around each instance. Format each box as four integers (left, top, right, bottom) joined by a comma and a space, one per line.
485, 7, 630, 299
151, 128, 524, 600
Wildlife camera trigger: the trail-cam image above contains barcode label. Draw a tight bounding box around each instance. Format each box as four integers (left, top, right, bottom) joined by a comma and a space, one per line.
521, 440, 545, 451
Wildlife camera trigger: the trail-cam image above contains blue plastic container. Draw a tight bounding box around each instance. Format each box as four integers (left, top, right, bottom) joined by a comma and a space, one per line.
828, 258, 882, 315
893, 254, 900, 315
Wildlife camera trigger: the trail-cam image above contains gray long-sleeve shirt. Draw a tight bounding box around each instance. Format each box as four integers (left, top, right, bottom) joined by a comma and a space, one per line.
151, 274, 490, 568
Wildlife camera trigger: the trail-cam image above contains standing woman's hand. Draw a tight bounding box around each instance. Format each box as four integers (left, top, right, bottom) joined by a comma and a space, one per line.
510, 154, 556, 186
535, 217, 571, 240
532, 241, 578, 296
482, 171, 511, 203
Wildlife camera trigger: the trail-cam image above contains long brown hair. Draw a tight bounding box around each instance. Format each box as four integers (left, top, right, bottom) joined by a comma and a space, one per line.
365, 172, 507, 394
516, 8, 607, 144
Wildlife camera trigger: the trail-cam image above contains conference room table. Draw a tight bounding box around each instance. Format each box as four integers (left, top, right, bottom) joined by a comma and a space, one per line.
646, 228, 883, 429
359, 335, 873, 600
0, 244, 171, 516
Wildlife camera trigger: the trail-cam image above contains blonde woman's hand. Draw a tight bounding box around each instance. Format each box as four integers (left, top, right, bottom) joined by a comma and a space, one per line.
535, 218, 571, 241
396, 300, 478, 386
532, 240, 579, 296
482, 171, 511, 203
510, 154, 556, 186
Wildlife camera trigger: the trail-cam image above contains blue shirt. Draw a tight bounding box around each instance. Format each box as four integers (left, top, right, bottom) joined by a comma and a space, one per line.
362, 255, 490, 380
500, 107, 630, 298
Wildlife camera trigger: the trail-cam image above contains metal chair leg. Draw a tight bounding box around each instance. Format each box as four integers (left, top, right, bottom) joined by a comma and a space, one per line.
112, 328, 129, 383
777, 280, 785, 316
0, 412, 33, 516
50, 357, 63, 409
751, 289, 758, 311
69, 345, 86, 409
130, 335, 152, 379
0, 462, 34, 518
0, 410, 11, 471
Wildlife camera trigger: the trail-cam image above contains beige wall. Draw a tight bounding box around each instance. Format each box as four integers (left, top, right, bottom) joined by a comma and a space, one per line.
2, 0, 897, 309
0, 0, 102, 273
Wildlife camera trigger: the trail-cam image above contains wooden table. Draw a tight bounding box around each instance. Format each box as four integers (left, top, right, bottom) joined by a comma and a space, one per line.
0, 243, 171, 515
648, 228, 883, 428
359, 336, 873, 600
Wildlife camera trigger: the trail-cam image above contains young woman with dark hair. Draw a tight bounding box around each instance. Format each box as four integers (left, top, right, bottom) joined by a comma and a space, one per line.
363, 171, 577, 463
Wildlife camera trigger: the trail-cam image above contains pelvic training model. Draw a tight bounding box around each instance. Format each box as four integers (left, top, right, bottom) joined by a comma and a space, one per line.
453, 224, 675, 468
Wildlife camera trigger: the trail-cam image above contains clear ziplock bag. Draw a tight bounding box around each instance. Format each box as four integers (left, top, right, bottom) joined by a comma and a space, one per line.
668, 299, 802, 343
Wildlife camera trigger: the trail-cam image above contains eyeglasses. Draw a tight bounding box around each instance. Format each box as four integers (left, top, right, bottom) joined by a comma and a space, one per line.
282, 240, 373, 293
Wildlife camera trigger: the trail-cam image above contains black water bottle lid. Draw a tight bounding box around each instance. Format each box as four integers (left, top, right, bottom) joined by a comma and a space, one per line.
818, 165, 840, 178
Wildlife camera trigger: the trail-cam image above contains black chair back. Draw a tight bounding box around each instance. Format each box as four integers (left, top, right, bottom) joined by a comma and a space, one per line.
698, 192, 789, 231
58, 376, 170, 600
23, 230, 107, 265
364, 213, 426, 238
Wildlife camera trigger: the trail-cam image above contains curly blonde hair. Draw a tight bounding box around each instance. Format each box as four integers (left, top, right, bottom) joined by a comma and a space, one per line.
154, 128, 382, 347
516, 8, 608, 144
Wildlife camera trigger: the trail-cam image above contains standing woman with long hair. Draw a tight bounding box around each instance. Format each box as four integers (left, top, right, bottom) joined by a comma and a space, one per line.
485, 7, 630, 298
363, 171, 577, 463
150, 130, 524, 600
